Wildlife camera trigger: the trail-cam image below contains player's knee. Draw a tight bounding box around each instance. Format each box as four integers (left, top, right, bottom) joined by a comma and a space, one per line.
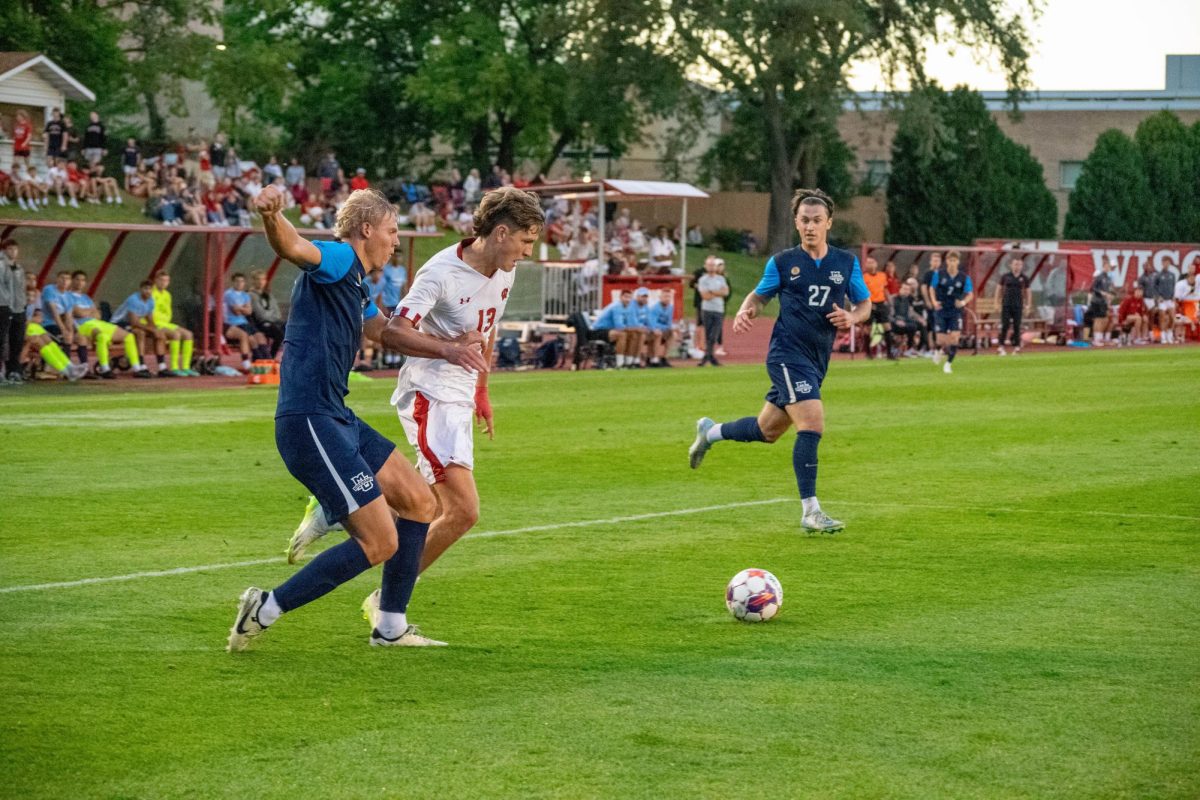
450, 503, 479, 533
363, 534, 398, 565
391, 482, 436, 522
761, 427, 783, 444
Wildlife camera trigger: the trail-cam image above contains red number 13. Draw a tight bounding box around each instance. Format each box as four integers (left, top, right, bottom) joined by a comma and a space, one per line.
476, 307, 497, 333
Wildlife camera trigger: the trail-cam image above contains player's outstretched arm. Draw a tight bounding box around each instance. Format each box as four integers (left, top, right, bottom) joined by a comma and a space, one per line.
826, 300, 872, 330
381, 316, 490, 373
254, 185, 321, 267
732, 292, 764, 334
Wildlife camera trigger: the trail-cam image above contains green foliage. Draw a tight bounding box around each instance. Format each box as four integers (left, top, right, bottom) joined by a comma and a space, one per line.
886, 86, 1056, 244
1063, 130, 1158, 241
660, 0, 1035, 252
2, 351, 1199, 798
711, 227, 743, 252
1134, 111, 1200, 241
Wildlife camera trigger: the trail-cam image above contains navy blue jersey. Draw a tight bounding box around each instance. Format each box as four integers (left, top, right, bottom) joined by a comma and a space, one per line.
753, 245, 870, 372
276, 240, 380, 422
930, 269, 973, 309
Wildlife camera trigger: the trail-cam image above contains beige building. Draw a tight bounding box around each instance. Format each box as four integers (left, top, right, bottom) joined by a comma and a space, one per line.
839, 54, 1200, 238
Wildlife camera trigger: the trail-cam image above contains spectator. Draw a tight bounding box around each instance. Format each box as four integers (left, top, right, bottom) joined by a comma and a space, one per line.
646, 289, 675, 367
249, 269, 285, 358
66, 160, 93, 204
888, 280, 925, 357
689, 256, 711, 352
0, 166, 10, 206
884, 259, 901, 295
44, 108, 66, 162
10, 109, 33, 168
18, 163, 49, 210
1172, 268, 1199, 342
46, 158, 78, 208
177, 178, 205, 225
203, 180, 227, 225
89, 162, 121, 204
624, 287, 653, 367
223, 272, 269, 371
1118, 285, 1149, 345
61, 114, 79, 162
224, 147, 242, 181
994, 256, 1031, 355
686, 224, 703, 247
696, 256, 729, 366
350, 167, 370, 192
82, 111, 107, 166
648, 225, 677, 273
150, 272, 197, 375
122, 138, 141, 191
317, 151, 339, 195
1084, 257, 1117, 347
627, 219, 649, 261
482, 164, 503, 190
862, 256, 892, 357
0, 238, 26, 383
242, 169, 264, 200
463, 168, 481, 203
1151, 262, 1177, 343
263, 155, 284, 183
592, 289, 634, 367
285, 157, 305, 190
210, 134, 227, 181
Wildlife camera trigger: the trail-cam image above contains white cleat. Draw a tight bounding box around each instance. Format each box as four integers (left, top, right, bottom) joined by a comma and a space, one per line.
943, 362, 953, 374
932, 352, 944, 366
997, 346, 1007, 356
227, 587, 270, 652
362, 589, 447, 647
65, 363, 88, 382
801, 510, 844, 534
287, 495, 342, 563
689, 417, 715, 469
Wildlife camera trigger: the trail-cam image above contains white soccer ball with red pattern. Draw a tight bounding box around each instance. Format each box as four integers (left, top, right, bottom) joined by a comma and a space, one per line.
725, 568, 783, 622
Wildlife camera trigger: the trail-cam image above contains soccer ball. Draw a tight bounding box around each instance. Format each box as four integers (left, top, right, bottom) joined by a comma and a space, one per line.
725, 568, 783, 622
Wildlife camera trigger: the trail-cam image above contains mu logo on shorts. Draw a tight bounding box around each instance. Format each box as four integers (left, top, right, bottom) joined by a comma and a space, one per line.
796, 380, 812, 394
828, 271, 844, 285
350, 471, 375, 493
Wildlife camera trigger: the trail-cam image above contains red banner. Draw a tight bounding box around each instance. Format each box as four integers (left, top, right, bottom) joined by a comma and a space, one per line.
978, 239, 1200, 291
601, 275, 686, 322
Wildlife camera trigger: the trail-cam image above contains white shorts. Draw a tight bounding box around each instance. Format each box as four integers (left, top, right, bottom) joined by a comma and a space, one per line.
1155, 300, 1176, 312
395, 390, 474, 484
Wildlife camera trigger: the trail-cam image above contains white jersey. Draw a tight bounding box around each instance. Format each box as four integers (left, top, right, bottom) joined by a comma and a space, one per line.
391, 239, 515, 405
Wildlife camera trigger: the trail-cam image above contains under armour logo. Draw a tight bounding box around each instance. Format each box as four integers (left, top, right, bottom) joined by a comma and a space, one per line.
459, 297, 472, 304
350, 472, 375, 493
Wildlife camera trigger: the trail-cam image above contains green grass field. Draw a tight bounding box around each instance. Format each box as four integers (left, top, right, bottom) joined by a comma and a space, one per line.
1, 349, 1197, 799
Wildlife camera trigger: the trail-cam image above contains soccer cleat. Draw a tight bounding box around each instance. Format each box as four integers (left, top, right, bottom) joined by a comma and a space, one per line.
931, 351, 944, 366
227, 587, 270, 652
287, 496, 342, 564
997, 346, 1007, 356
801, 510, 844, 534
362, 589, 447, 647
943, 362, 953, 374
65, 363, 88, 382
689, 417, 715, 469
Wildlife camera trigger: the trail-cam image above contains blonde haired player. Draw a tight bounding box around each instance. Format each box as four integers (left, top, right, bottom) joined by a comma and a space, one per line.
288, 188, 544, 623
150, 272, 198, 376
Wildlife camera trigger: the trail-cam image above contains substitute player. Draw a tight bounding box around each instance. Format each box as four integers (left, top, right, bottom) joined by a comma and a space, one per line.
68, 270, 150, 379
929, 250, 973, 374
286, 188, 544, 600
110, 281, 168, 374
150, 272, 198, 376
228, 185, 488, 651
688, 188, 870, 533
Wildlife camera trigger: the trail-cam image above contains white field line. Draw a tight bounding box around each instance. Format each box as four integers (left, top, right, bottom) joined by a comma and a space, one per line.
2, 496, 1195, 596
0, 498, 793, 595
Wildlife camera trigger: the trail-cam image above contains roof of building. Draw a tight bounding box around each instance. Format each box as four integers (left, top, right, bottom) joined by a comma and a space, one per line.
0, 52, 95, 103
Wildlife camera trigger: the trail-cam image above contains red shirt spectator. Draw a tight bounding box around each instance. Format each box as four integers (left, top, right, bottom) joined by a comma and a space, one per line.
66, 162, 88, 186
349, 168, 369, 192
1118, 293, 1147, 323
12, 111, 32, 156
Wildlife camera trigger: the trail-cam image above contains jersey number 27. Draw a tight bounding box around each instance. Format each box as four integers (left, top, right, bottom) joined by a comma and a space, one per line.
808, 285, 830, 307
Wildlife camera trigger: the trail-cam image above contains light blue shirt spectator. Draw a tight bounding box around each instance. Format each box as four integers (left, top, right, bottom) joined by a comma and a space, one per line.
111, 292, 155, 325
650, 300, 674, 331
224, 288, 250, 325
382, 263, 408, 308
594, 298, 631, 330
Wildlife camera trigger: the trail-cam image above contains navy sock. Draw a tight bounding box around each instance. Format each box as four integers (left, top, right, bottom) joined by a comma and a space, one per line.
948, 345, 957, 363
273, 537, 371, 613
721, 416, 766, 443
76, 346, 87, 363
380, 517, 429, 614
793, 431, 821, 498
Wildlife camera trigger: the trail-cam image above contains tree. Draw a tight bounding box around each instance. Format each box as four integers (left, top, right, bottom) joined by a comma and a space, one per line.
1134, 111, 1199, 241
660, 0, 1036, 253
1063, 130, 1158, 241
887, 86, 1055, 244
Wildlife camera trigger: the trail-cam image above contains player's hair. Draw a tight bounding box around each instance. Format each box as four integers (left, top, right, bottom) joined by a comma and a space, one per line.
333, 188, 396, 240
791, 188, 835, 218
139, 280, 152, 288
230, 272, 245, 282
0, 238, 16, 248
71, 270, 87, 279
473, 187, 544, 237
946, 250, 961, 260
249, 269, 267, 280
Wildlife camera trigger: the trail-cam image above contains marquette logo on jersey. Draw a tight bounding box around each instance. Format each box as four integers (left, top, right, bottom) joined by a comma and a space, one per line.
829, 271, 844, 285
796, 380, 813, 394
350, 471, 375, 493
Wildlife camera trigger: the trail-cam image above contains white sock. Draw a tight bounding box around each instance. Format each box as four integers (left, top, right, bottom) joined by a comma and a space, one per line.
377, 611, 407, 639
242, 358, 252, 370
616, 354, 626, 366
259, 592, 282, 626
802, 496, 821, 515
706, 423, 724, 443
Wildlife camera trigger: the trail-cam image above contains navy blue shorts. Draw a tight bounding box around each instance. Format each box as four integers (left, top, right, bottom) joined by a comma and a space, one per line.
764, 360, 824, 408
275, 414, 395, 525
230, 321, 258, 336
935, 309, 963, 333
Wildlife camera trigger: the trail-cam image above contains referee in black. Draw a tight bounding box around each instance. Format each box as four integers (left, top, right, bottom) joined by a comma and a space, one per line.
993, 256, 1031, 355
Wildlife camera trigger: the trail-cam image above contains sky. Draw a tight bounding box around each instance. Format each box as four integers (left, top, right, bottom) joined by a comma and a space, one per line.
848, 0, 1200, 92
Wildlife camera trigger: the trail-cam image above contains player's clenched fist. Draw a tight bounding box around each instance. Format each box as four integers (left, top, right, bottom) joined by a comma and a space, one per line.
254, 185, 287, 216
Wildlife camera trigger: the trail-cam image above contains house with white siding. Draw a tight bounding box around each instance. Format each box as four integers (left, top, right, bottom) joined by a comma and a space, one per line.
0, 52, 95, 169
